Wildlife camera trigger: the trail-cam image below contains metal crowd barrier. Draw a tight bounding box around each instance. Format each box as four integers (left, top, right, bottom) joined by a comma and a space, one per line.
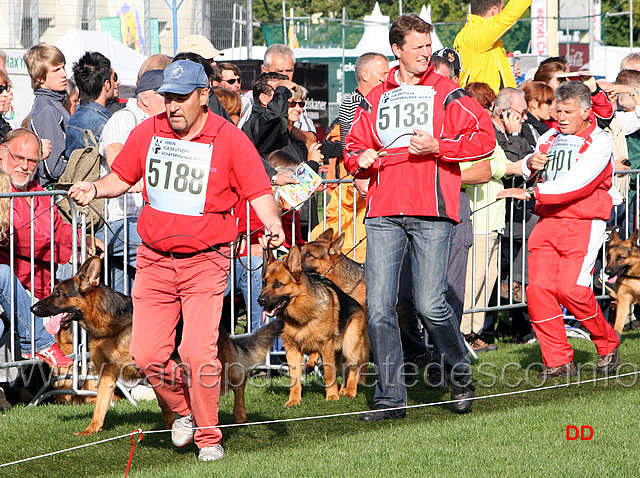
2, 170, 637, 402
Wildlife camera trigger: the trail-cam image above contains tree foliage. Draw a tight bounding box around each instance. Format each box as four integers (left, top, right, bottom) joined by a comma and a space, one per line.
600, 0, 639, 48
252, 0, 531, 51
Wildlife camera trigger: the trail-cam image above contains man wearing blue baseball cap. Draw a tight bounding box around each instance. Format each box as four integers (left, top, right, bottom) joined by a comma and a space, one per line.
70, 60, 285, 462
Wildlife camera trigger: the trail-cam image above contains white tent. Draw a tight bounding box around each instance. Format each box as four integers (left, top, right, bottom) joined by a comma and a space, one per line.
54, 29, 147, 86
221, 3, 447, 61
591, 45, 636, 82
355, 2, 394, 56
419, 5, 444, 52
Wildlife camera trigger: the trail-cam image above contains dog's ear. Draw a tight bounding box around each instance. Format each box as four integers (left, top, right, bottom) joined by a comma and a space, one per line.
631, 229, 639, 247
78, 256, 102, 294
318, 228, 334, 243
329, 233, 345, 256
285, 246, 303, 282
262, 248, 276, 279
610, 227, 621, 243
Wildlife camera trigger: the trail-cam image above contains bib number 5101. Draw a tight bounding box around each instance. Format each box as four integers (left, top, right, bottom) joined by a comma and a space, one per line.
378, 102, 430, 131
147, 158, 205, 195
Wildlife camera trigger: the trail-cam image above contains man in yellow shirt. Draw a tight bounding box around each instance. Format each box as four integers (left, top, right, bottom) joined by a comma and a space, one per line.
454, 0, 531, 93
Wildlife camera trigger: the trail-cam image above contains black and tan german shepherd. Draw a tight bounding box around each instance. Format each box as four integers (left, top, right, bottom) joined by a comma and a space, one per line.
31, 256, 282, 436
258, 246, 369, 407
300, 228, 366, 311
605, 228, 640, 333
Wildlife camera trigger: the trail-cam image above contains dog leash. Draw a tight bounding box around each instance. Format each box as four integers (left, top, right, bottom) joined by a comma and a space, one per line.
333, 132, 418, 184
470, 154, 552, 216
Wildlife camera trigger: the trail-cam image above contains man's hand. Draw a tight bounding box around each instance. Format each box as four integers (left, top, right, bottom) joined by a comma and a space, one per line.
496, 188, 527, 200
354, 179, 369, 199
527, 152, 550, 172
270, 79, 297, 94
69, 181, 96, 206
128, 178, 144, 193
357, 149, 380, 170
69, 236, 105, 264
408, 129, 439, 156
615, 158, 631, 174
273, 170, 300, 186
580, 73, 597, 93
40, 139, 52, 159
503, 111, 525, 135
88, 237, 105, 257
307, 141, 324, 164
512, 61, 521, 81
260, 223, 285, 249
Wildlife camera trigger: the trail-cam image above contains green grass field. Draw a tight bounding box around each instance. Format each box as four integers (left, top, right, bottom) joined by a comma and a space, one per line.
1, 333, 640, 477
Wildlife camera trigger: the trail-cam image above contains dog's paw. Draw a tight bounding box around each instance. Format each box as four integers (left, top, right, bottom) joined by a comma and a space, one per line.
326, 393, 339, 401
74, 427, 100, 437
342, 389, 357, 399
285, 398, 301, 407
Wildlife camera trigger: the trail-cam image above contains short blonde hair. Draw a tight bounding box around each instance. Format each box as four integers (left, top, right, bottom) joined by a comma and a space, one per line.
292, 85, 307, 102
137, 54, 173, 82
24, 44, 66, 91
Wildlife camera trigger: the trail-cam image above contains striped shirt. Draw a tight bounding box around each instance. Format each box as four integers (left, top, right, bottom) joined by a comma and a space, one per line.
338, 89, 364, 152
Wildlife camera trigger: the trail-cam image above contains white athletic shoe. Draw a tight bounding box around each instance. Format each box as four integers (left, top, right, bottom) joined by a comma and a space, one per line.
198, 444, 225, 462
171, 413, 194, 447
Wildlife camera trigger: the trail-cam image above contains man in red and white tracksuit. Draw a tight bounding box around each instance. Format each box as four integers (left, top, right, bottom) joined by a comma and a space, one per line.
498, 81, 620, 377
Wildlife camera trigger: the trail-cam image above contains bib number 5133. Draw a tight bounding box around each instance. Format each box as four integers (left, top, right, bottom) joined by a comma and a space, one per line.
378, 102, 430, 131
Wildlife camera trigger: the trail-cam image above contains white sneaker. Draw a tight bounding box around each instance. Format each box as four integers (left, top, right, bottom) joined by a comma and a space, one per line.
198, 444, 225, 462
171, 413, 194, 447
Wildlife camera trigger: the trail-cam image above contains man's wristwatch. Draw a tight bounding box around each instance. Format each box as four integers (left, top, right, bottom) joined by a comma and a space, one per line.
270, 173, 278, 186
525, 186, 535, 200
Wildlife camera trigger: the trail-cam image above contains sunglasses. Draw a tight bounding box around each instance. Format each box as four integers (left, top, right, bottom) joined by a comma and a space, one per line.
288, 101, 305, 108
224, 78, 241, 85
0, 85, 11, 94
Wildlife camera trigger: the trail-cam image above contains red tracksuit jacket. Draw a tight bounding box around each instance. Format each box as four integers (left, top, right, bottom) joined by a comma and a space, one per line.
344, 65, 496, 222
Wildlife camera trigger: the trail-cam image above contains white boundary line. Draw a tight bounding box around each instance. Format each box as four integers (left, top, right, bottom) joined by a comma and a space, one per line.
1, 370, 637, 468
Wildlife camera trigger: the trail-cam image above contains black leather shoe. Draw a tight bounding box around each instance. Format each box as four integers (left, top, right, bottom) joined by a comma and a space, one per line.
451, 383, 475, 414
359, 407, 407, 422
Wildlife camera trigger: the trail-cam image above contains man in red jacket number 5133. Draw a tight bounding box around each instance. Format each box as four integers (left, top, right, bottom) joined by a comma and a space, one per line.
344, 14, 496, 421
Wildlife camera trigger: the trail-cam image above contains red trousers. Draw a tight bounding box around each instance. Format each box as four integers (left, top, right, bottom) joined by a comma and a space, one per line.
527, 217, 619, 367
130, 246, 230, 448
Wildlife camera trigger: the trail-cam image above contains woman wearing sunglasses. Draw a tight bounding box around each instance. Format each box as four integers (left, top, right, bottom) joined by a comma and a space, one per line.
520, 81, 554, 150
0, 70, 12, 142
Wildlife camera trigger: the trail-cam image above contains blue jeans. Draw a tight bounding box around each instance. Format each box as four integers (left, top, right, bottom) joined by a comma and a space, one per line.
365, 216, 471, 407
104, 217, 141, 295
0, 264, 55, 354
225, 255, 264, 333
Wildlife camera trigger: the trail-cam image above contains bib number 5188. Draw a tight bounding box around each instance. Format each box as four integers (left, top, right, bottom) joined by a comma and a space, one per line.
378, 102, 429, 130
147, 158, 205, 195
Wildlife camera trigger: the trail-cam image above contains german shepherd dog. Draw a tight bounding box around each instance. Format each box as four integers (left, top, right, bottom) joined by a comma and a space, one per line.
31, 256, 282, 436
258, 246, 369, 407
605, 228, 640, 333
300, 228, 366, 311
51, 320, 98, 405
